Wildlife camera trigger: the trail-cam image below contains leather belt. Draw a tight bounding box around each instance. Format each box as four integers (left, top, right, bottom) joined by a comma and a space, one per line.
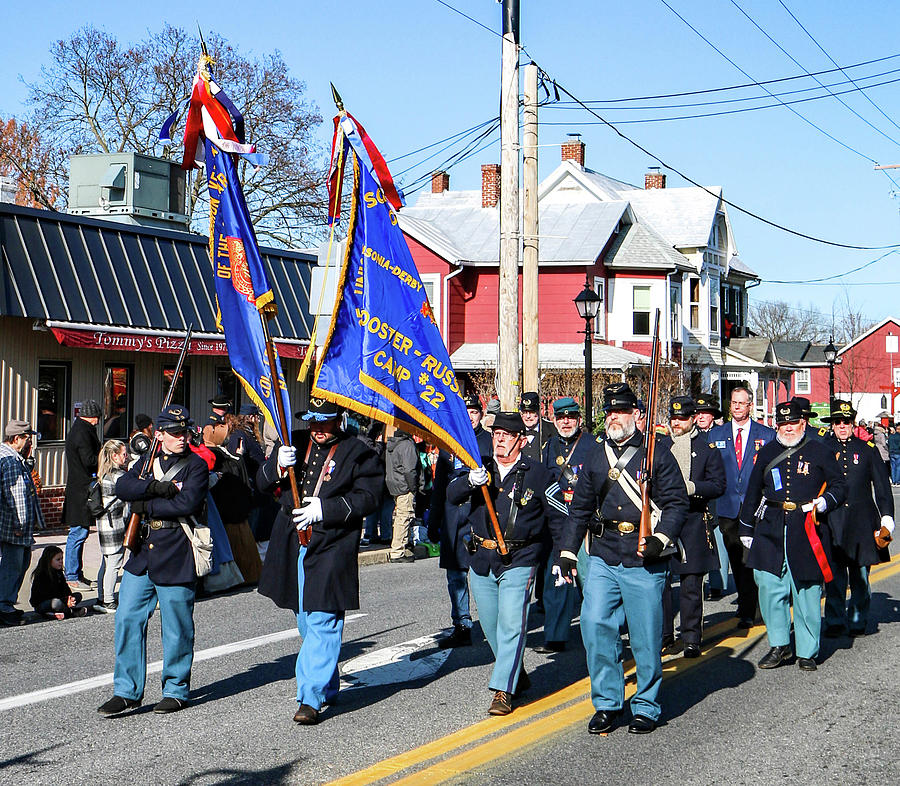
763, 498, 800, 511
591, 518, 636, 535
473, 533, 535, 551
148, 519, 181, 530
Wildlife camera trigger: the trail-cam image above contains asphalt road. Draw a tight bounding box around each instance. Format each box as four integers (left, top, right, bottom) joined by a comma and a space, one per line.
1, 551, 898, 785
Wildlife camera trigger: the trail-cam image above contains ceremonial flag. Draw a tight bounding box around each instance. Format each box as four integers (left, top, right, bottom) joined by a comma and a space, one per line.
205, 139, 291, 443
313, 138, 481, 470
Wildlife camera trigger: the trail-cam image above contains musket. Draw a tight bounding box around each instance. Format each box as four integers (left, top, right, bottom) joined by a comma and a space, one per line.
637, 309, 661, 554
123, 325, 193, 552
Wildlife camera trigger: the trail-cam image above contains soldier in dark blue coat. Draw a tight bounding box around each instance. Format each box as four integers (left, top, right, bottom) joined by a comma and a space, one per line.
428, 394, 493, 649
739, 399, 847, 671
448, 411, 568, 717
792, 396, 830, 442
657, 397, 726, 658
557, 383, 689, 735
256, 397, 381, 725
519, 391, 552, 463
97, 405, 210, 717
535, 396, 600, 654
821, 399, 895, 636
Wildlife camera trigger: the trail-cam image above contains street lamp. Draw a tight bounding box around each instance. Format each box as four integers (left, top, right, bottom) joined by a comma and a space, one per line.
574, 276, 601, 430
823, 337, 837, 405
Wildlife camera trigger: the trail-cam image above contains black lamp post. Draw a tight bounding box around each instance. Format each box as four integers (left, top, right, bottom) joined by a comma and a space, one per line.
824, 337, 837, 405
574, 276, 601, 430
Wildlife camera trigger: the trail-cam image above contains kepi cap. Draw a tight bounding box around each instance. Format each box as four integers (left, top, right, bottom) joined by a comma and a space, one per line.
694, 394, 722, 418
490, 411, 525, 434
300, 396, 341, 422
775, 399, 805, 425
553, 397, 580, 418
669, 396, 696, 418
464, 393, 483, 412
157, 405, 193, 432
603, 383, 638, 413
519, 392, 540, 413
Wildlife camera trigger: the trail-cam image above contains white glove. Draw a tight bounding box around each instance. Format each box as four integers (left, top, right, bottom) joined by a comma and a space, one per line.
468, 466, 489, 487
801, 497, 827, 514
740, 536, 753, 550
881, 515, 895, 534
278, 445, 297, 469
292, 497, 323, 529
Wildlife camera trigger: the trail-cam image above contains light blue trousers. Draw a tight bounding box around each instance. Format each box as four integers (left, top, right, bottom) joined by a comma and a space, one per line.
707, 527, 731, 592
581, 556, 668, 721
754, 557, 823, 659
295, 546, 344, 709
113, 571, 195, 701
469, 566, 535, 693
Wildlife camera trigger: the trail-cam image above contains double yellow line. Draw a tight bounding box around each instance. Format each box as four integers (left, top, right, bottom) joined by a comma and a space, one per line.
331, 555, 900, 785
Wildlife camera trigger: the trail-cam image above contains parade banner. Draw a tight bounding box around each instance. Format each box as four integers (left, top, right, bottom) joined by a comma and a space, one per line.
205, 139, 292, 441
314, 157, 482, 469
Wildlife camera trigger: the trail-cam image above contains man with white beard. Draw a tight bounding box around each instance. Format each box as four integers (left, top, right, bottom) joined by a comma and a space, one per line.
557, 383, 688, 735
738, 399, 846, 671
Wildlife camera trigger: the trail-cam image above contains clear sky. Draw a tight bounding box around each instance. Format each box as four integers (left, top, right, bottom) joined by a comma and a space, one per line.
3, 1, 900, 328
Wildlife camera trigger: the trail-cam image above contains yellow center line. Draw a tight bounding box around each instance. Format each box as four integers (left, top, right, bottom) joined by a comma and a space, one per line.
330, 554, 899, 785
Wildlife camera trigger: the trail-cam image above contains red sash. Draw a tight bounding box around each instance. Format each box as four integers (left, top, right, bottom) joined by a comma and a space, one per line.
805, 481, 832, 583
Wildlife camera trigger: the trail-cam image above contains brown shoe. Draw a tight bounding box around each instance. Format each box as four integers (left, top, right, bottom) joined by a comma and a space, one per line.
488, 690, 513, 716
293, 704, 319, 725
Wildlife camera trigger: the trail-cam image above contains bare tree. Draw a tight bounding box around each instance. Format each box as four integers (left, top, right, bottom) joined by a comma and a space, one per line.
0, 117, 66, 209
22, 24, 325, 245
748, 299, 828, 342
832, 289, 875, 344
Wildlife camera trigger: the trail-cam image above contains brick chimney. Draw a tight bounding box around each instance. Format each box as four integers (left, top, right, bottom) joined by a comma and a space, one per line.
481, 164, 501, 208
645, 167, 666, 189
561, 133, 585, 167
431, 170, 449, 194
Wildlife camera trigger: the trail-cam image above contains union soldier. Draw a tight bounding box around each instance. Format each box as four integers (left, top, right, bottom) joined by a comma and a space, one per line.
792, 396, 829, 441
519, 391, 552, 462
738, 399, 847, 671
535, 396, 599, 654
428, 393, 493, 649
558, 383, 688, 734
658, 396, 726, 657
256, 397, 381, 725
447, 411, 568, 716
821, 399, 894, 637
98, 405, 210, 716
693, 394, 729, 600
208, 394, 233, 419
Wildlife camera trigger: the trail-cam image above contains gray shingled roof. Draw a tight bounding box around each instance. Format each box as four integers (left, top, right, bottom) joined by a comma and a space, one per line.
727, 255, 759, 279
617, 186, 723, 249
604, 220, 689, 270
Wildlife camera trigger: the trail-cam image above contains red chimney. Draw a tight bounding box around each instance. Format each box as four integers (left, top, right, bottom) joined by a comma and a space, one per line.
481, 164, 501, 208
645, 168, 666, 189
561, 133, 585, 167
431, 170, 449, 193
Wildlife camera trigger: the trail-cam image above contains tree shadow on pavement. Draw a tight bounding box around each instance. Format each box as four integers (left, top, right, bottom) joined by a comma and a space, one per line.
176, 761, 298, 785
0, 743, 64, 773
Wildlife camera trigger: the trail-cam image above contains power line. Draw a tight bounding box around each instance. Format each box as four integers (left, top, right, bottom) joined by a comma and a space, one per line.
433, 0, 500, 40
764, 249, 900, 283
387, 117, 498, 164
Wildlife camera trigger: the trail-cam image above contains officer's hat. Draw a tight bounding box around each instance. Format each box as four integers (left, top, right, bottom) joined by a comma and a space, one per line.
157, 405, 193, 432
694, 394, 722, 418
553, 397, 581, 418
602, 383, 638, 413
464, 393, 483, 412
822, 398, 856, 423
775, 400, 805, 425
519, 392, 540, 413
790, 396, 816, 420
208, 394, 233, 412
299, 396, 341, 422
669, 396, 696, 418
205, 412, 226, 427
490, 411, 526, 434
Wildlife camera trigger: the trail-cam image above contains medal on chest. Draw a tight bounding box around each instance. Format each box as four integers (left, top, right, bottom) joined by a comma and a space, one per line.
853, 454, 859, 465
797, 460, 810, 476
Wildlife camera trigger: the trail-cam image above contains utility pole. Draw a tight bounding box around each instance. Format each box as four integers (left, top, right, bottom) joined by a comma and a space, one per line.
522, 62, 539, 396
498, 0, 520, 410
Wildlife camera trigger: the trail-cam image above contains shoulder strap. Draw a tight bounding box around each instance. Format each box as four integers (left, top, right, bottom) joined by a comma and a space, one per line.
596, 443, 639, 511
159, 456, 190, 482
503, 466, 529, 540
312, 444, 339, 497
762, 441, 804, 481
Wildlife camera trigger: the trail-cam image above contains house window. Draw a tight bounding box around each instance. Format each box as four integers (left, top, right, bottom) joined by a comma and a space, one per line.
103, 364, 133, 440
419, 273, 441, 334
670, 284, 681, 341
37, 361, 71, 442
163, 366, 191, 411
593, 276, 605, 338
794, 369, 811, 395
710, 281, 719, 333
633, 285, 651, 336
689, 277, 700, 330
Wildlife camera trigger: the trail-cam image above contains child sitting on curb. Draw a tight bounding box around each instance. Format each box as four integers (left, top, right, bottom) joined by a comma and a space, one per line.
30, 546, 87, 620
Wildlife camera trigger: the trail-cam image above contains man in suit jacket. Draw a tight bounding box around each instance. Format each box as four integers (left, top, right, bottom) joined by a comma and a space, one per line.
708, 385, 775, 627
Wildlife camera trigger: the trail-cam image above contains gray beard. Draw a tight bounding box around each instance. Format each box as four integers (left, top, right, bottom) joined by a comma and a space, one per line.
776, 431, 804, 448
608, 420, 636, 444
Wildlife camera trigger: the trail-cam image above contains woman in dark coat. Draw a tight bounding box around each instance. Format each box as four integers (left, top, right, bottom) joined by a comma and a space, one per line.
62, 400, 102, 585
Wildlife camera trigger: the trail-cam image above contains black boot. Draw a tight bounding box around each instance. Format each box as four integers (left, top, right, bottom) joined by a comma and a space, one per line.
438, 625, 472, 649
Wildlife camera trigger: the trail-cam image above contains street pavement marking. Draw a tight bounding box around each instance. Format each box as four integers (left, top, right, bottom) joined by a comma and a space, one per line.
331, 555, 900, 785
340, 632, 453, 690
0, 612, 366, 713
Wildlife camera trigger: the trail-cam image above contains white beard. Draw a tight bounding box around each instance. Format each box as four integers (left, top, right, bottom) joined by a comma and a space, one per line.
607, 419, 636, 443
776, 430, 804, 447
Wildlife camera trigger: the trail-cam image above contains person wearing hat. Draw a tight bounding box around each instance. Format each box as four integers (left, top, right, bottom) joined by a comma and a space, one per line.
429, 393, 493, 649
256, 396, 381, 725
385, 423, 421, 564
97, 405, 210, 717
693, 394, 722, 433
447, 411, 568, 716
821, 399, 894, 637
483, 397, 501, 430
657, 397, 726, 658
0, 420, 44, 627
533, 396, 599, 654
62, 399, 103, 590
694, 394, 729, 600
519, 392, 552, 463
208, 394, 233, 419
738, 399, 847, 671
556, 383, 689, 734
790, 396, 828, 442
708, 386, 775, 628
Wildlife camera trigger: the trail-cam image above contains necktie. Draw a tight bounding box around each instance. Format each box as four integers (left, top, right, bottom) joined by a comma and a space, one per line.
735, 428, 743, 469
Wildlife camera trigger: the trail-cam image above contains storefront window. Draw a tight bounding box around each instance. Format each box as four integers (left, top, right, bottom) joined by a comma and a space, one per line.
38, 362, 71, 442
215, 367, 240, 411
163, 366, 191, 411
103, 365, 133, 440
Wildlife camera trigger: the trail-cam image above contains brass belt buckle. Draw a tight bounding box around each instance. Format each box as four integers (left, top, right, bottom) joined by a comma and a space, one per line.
617, 522, 635, 534
149, 519, 163, 530
483, 538, 498, 550
783, 502, 797, 511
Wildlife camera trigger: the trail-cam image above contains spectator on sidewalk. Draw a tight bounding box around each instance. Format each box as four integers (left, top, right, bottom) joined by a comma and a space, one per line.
385, 426, 420, 563
0, 419, 45, 626
63, 400, 102, 590
889, 424, 900, 485
30, 545, 86, 619
95, 439, 129, 613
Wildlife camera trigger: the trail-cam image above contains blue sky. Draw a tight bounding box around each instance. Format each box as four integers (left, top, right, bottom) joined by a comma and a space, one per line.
3, 1, 900, 326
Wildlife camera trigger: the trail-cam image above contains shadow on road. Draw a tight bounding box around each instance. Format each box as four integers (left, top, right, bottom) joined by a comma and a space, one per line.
176, 761, 299, 785
660, 651, 756, 724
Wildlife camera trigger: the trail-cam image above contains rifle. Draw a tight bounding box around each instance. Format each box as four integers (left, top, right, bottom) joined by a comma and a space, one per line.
123, 325, 193, 552
637, 309, 661, 555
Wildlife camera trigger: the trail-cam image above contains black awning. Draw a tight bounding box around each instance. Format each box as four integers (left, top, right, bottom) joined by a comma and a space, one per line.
0, 202, 315, 340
